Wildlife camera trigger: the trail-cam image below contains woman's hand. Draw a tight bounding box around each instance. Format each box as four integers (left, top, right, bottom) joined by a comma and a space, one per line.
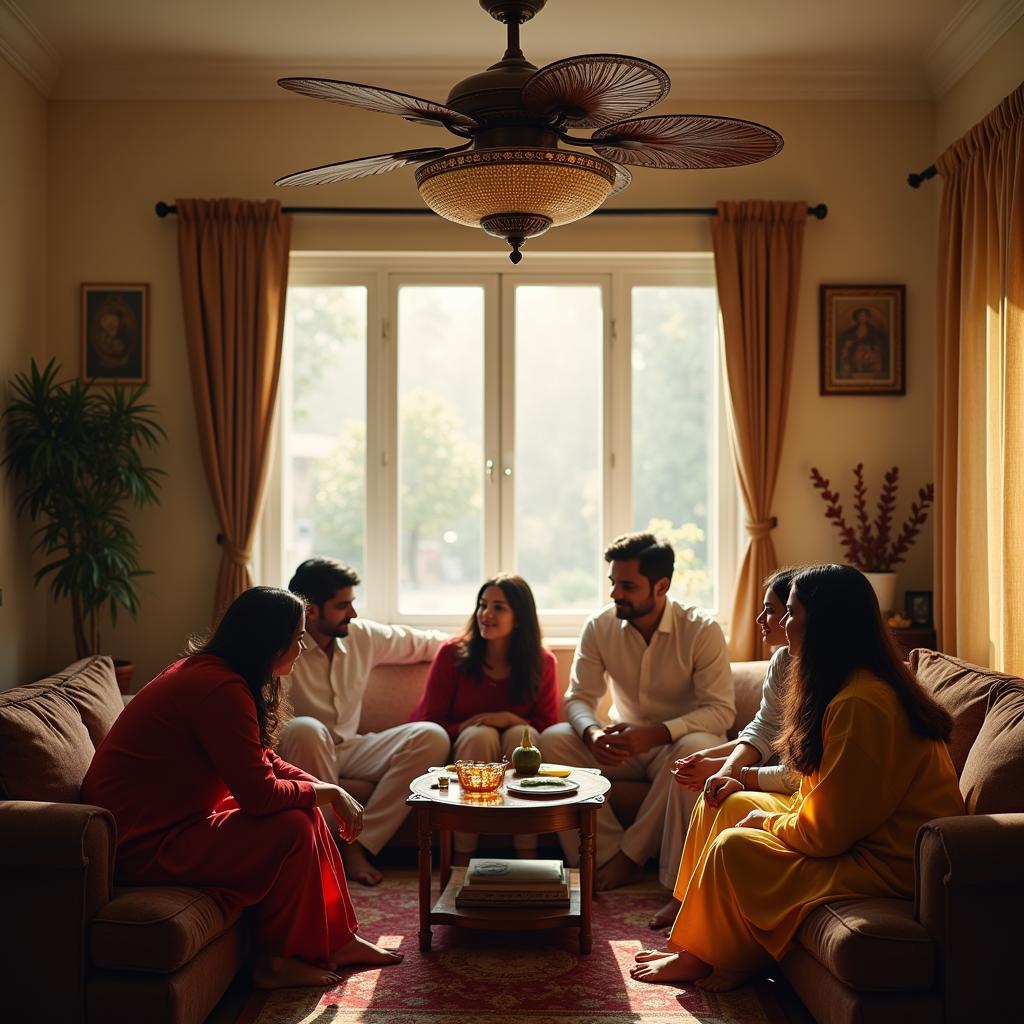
458, 711, 526, 731
704, 773, 742, 807
330, 788, 364, 844
735, 809, 772, 831
672, 752, 727, 790
313, 783, 364, 843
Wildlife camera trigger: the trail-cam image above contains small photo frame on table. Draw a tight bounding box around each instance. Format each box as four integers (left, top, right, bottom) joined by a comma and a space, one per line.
81, 283, 148, 384
820, 284, 905, 395
905, 590, 933, 628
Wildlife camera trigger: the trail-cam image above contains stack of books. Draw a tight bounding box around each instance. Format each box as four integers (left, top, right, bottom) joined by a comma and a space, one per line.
455, 857, 570, 908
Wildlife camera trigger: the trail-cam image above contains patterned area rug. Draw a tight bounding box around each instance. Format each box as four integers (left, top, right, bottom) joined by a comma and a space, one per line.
237, 877, 788, 1024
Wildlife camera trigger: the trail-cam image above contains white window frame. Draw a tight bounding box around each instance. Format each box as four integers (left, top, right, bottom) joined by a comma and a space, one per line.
259, 251, 739, 637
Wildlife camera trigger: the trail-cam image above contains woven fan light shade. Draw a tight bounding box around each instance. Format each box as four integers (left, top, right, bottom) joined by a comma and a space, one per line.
415, 147, 616, 259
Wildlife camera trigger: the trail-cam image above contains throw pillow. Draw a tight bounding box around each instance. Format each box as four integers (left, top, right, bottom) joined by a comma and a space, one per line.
958, 681, 1024, 813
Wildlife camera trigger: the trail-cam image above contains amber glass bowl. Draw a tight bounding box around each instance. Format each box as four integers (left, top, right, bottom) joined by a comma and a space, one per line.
454, 759, 508, 793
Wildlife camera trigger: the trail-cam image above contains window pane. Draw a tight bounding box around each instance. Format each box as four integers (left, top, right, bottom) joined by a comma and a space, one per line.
631, 286, 716, 608
286, 286, 367, 576
515, 286, 603, 611
397, 286, 484, 613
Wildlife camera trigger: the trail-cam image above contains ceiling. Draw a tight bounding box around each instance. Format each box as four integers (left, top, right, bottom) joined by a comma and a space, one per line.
1, 0, 1022, 101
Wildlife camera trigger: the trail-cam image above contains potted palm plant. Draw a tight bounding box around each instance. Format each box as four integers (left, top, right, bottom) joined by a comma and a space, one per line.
1, 358, 165, 688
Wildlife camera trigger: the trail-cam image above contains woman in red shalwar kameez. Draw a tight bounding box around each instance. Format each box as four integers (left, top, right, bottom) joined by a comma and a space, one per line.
82, 587, 403, 989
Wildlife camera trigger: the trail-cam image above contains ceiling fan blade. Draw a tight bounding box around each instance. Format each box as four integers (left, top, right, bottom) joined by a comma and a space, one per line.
275, 147, 456, 187
611, 163, 632, 196
591, 114, 783, 169
278, 78, 478, 130
522, 55, 669, 129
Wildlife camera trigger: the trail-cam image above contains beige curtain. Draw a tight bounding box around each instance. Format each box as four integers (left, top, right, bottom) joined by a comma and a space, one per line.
935, 83, 1024, 674
712, 201, 807, 660
176, 199, 292, 619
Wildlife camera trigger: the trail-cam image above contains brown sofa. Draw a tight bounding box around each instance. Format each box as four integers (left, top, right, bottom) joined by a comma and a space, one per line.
3, 650, 1020, 1024
0, 657, 245, 1024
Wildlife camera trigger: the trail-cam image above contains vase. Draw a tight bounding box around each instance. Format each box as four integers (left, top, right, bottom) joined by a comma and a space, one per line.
863, 572, 897, 615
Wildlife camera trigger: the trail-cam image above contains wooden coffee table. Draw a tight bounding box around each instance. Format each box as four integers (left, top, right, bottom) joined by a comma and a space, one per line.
406, 767, 610, 953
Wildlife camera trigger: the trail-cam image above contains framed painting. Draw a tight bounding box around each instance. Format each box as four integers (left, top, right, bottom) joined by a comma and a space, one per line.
905, 590, 934, 628
819, 284, 905, 395
81, 283, 148, 384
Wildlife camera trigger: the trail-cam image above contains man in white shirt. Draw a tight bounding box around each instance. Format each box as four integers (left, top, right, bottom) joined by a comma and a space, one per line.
279, 558, 450, 886
540, 533, 734, 894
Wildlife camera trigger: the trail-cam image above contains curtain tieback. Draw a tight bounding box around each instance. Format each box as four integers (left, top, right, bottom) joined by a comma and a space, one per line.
745, 517, 778, 539
216, 533, 252, 566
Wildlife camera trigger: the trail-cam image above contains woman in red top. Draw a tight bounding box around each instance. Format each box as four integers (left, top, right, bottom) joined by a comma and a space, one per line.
410, 573, 559, 860
82, 587, 403, 990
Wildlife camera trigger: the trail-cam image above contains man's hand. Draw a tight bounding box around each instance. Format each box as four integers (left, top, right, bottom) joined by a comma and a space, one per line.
584, 725, 631, 766
587, 722, 670, 764
458, 711, 526, 732
671, 752, 727, 790
735, 808, 771, 830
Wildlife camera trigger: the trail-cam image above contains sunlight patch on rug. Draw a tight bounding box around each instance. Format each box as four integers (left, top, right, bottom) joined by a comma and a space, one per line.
238, 878, 785, 1024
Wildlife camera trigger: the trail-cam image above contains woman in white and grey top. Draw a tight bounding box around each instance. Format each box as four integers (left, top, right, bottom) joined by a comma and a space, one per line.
650, 568, 799, 928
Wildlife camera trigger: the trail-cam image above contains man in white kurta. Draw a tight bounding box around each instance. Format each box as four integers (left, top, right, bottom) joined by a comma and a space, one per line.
278, 558, 450, 885
541, 533, 734, 891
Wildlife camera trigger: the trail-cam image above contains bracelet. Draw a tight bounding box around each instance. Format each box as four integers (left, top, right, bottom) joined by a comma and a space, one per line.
739, 766, 754, 790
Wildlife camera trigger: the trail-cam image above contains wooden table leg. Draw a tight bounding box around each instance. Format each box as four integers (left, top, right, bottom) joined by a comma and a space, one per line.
416, 802, 433, 952
578, 805, 596, 954
439, 828, 452, 891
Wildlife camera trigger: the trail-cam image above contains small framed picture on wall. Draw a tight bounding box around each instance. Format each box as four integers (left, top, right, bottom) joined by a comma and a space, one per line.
820, 284, 905, 396
81, 283, 149, 384
904, 590, 934, 628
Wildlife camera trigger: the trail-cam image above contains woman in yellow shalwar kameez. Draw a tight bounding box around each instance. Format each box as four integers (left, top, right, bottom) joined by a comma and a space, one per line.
631, 564, 964, 991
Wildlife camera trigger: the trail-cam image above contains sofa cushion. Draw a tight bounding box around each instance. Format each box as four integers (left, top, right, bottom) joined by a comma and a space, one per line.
0, 684, 94, 801
958, 681, 1024, 813
91, 886, 241, 973
796, 898, 934, 992
910, 649, 1021, 774
728, 660, 771, 738
29, 656, 123, 747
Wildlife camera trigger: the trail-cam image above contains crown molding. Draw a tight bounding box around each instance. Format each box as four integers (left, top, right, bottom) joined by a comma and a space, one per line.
0, 0, 59, 94
50, 58, 930, 103
925, 0, 1024, 98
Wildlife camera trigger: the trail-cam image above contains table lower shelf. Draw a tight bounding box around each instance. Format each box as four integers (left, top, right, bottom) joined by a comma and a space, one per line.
430, 866, 582, 930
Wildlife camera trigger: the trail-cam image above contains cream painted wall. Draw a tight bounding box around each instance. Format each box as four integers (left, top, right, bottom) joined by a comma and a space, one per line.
40, 92, 938, 685
935, 16, 1024, 152
0, 59, 49, 688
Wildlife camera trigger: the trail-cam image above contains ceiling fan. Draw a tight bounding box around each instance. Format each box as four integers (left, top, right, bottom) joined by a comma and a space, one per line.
276, 0, 783, 262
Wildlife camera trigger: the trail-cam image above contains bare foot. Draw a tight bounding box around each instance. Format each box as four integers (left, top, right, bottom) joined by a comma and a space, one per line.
595, 851, 645, 892
633, 948, 674, 963
330, 934, 404, 969
698, 968, 755, 992
252, 956, 341, 989
630, 950, 711, 984
341, 843, 383, 886
648, 896, 680, 930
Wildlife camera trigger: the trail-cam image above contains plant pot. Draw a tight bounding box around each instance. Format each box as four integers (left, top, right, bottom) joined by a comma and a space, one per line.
862, 572, 897, 615
113, 659, 135, 695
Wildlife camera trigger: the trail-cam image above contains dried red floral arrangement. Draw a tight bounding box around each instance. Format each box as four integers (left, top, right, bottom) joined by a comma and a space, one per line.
809, 464, 935, 572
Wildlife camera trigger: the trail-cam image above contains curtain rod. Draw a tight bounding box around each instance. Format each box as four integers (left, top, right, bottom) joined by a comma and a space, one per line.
155, 201, 829, 220
907, 164, 938, 188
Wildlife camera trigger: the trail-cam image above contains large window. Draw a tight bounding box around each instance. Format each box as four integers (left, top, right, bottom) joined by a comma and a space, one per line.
264, 253, 737, 632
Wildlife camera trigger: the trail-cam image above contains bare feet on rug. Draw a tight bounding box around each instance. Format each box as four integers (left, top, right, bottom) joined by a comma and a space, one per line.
633, 948, 675, 962
330, 934, 404, 968
252, 956, 342, 989
648, 896, 680, 930
595, 851, 645, 892
629, 950, 711, 984
341, 842, 383, 886
698, 968, 756, 992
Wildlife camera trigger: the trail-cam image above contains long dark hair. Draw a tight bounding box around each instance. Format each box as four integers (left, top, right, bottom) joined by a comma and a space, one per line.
456, 574, 545, 704
186, 586, 304, 748
776, 564, 952, 775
